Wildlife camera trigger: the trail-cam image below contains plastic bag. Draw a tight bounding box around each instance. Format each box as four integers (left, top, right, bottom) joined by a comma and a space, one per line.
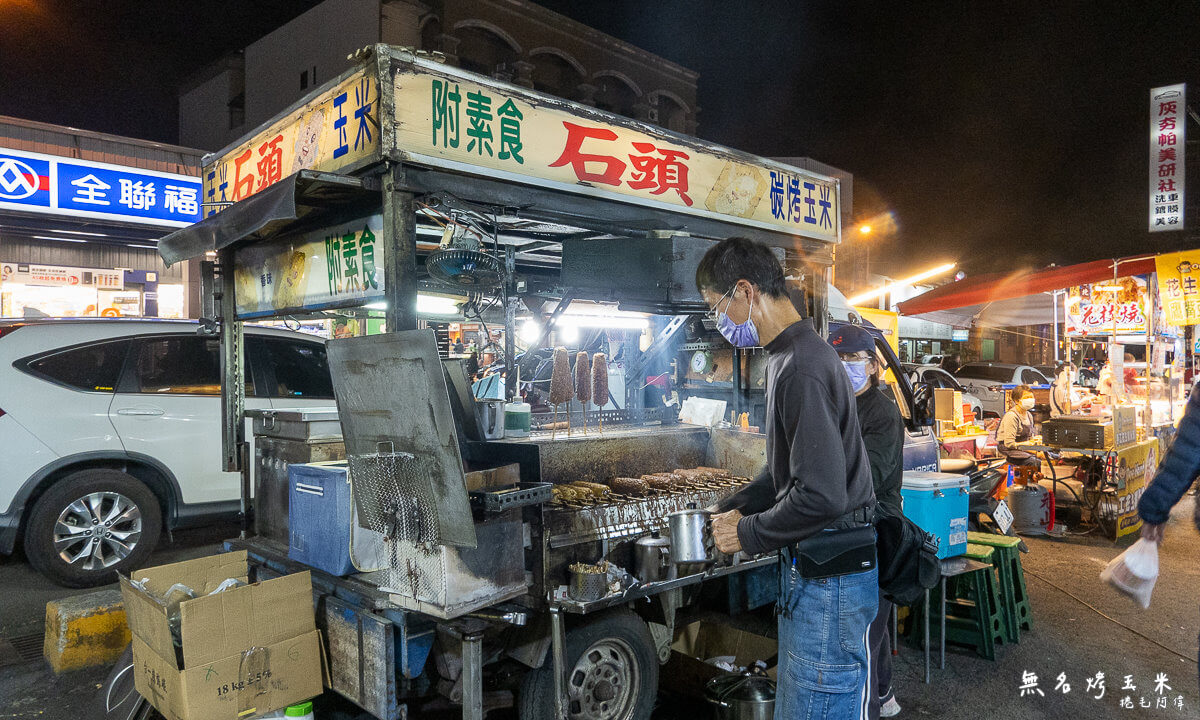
1100, 538, 1159, 609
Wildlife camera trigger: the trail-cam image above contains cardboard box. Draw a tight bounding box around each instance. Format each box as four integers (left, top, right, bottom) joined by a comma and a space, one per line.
934, 389, 964, 424
119, 551, 323, 720
661, 621, 777, 695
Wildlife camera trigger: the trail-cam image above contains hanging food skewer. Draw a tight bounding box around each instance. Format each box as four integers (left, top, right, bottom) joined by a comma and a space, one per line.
549, 347, 573, 438
591, 352, 608, 434
575, 351, 591, 434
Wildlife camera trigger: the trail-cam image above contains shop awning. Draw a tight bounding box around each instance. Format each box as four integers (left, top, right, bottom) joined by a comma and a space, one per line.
157, 170, 378, 266
896, 256, 1158, 327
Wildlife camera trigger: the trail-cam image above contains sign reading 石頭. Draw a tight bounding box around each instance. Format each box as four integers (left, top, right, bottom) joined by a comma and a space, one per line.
233, 214, 383, 317
0, 148, 200, 227
392, 69, 839, 242
1, 262, 124, 290
1064, 276, 1149, 336
1149, 84, 1186, 232
203, 72, 379, 216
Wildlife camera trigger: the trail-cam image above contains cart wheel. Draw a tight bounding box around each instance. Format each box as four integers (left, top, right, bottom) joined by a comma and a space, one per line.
519, 611, 658, 720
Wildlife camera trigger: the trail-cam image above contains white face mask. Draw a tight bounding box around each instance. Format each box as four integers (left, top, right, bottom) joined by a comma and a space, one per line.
1020, 397, 1035, 410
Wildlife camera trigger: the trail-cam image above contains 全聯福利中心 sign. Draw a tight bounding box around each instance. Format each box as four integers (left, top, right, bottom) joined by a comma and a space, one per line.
0, 148, 201, 228
1149, 84, 1185, 232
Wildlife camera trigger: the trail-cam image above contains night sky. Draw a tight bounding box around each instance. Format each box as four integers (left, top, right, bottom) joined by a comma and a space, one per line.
2, 1, 1198, 277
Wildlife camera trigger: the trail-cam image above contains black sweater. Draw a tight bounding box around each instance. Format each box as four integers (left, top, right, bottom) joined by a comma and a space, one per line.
720, 321, 876, 554
855, 386, 905, 518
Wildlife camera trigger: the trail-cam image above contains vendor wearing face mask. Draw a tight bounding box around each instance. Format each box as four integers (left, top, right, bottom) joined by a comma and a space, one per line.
998, 385, 1040, 469
828, 324, 905, 718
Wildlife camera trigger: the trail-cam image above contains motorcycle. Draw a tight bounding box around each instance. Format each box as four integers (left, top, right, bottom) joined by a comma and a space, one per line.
964, 458, 1029, 553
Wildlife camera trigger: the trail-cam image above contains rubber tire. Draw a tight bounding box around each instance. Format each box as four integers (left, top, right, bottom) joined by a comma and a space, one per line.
973, 407, 983, 421
25, 469, 162, 588
97, 644, 160, 719
518, 611, 659, 720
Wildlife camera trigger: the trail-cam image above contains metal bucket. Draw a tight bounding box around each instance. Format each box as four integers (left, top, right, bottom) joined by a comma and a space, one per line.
668, 506, 712, 564
568, 565, 609, 601
705, 669, 775, 720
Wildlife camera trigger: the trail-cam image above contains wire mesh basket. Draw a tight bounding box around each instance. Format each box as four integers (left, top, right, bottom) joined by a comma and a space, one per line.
348, 447, 441, 545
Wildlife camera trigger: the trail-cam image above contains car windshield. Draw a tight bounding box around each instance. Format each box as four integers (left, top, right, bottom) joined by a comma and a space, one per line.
928, 369, 965, 391
955, 364, 1015, 383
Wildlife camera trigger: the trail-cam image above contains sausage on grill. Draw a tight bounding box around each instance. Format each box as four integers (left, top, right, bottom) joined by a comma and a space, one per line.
575, 352, 592, 405
609, 477, 648, 496
549, 347, 574, 405
591, 353, 609, 407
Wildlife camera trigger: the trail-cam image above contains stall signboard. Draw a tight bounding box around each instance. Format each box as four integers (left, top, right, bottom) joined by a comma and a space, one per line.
1154, 249, 1200, 326
1114, 437, 1158, 538
1149, 83, 1185, 232
233, 213, 383, 318
1063, 276, 1148, 336
1, 262, 123, 290
0, 147, 201, 227
390, 65, 840, 243
203, 71, 380, 216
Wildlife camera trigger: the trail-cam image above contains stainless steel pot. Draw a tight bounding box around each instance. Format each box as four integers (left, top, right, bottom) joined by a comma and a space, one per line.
633, 531, 671, 583
704, 669, 775, 720
568, 565, 608, 602
668, 505, 712, 564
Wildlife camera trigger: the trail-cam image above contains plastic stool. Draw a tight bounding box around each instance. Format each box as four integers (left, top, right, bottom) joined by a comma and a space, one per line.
963, 543, 1015, 643
945, 566, 1004, 660
967, 532, 1033, 637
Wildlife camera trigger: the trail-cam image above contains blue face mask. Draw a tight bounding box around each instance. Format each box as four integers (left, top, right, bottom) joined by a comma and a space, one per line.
842, 359, 870, 392
713, 287, 760, 348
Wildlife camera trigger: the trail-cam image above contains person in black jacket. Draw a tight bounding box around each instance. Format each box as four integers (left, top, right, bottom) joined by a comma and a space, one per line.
1138, 383, 1200, 688
829, 324, 904, 717
699, 237, 878, 720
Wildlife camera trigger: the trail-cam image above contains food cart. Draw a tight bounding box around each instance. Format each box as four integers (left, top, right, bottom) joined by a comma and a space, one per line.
154, 45, 848, 720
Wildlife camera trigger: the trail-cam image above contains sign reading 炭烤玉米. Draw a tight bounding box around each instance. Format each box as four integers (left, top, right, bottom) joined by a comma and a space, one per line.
1149, 84, 1186, 232
233, 213, 384, 317
1114, 438, 1158, 538
0, 147, 200, 227
203, 72, 380, 216
392, 69, 839, 242
1154, 250, 1200, 326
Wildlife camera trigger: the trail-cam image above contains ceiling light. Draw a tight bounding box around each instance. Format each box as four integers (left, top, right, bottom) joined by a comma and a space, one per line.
848, 263, 957, 306
32, 235, 87, 243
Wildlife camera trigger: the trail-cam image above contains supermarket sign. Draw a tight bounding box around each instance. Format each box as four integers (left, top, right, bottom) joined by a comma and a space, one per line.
1, 262, 124, 290
0, 147, 201, 228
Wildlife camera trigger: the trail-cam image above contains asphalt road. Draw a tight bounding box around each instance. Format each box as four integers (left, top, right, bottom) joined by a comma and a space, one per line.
2, 498, 1198, 719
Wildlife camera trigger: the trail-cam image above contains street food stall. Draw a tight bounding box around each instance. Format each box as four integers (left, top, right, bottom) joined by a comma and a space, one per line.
898, 254, 1194, 539
153, 45, 847, 720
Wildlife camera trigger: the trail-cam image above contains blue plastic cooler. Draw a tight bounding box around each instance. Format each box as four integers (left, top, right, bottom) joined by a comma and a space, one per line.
288, 461, 387, 576
901, 471, 969, 559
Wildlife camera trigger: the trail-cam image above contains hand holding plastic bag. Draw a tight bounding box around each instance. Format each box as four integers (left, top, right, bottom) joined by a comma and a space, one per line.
1100, 538, 1159, 609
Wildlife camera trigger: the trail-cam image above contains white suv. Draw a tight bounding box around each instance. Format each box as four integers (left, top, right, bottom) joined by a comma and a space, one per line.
0, 319, 334, 587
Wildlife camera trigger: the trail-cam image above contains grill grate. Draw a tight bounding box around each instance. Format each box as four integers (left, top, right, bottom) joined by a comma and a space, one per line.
348, 451, 440, 544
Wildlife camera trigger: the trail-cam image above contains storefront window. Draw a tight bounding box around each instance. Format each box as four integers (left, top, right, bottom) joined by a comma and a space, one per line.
157, 284, 185, 319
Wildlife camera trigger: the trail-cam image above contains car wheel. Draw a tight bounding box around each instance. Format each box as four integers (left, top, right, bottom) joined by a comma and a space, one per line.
25, 469, 162, 588
973, 407, 983, 420
97, 644, 159, 719
519, 611, 659, 720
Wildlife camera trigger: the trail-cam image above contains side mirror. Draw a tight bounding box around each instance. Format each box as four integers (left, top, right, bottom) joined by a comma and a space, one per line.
911, 381, 935, 427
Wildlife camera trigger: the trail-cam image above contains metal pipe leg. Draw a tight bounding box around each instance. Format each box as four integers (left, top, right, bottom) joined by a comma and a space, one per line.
462, 632, 484, 720
550, 607, 568, 720
891, 604, 899, 656
940, 577, 947, 670
923, 587, 930, 684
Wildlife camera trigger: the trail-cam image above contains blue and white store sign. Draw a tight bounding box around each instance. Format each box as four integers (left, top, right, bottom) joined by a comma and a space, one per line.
0, 147, 201, 228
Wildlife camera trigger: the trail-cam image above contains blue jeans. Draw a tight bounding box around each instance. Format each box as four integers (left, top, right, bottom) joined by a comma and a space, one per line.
776, 557, 879, 720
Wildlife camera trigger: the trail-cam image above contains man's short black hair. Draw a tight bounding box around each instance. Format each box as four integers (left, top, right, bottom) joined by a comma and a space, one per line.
695, 236, 787, 298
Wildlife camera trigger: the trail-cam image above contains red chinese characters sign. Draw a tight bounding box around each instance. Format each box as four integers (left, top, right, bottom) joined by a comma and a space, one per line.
1064, 276, 1149, 336
1149, 84, 1186, 232
394, 68, 839, 243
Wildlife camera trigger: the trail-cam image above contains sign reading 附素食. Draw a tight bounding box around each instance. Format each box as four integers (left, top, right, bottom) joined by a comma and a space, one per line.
233, 213, 383, 317
202, 52, 840, 244
392, 68, 839, 243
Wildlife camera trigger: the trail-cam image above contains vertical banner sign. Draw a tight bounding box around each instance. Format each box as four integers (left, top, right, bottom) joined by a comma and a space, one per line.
1149, 84, 1186, 232
1154, 249, 1200, 326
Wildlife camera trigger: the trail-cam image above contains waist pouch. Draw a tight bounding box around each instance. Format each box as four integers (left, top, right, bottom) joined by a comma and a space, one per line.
792, 524, 877, 579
